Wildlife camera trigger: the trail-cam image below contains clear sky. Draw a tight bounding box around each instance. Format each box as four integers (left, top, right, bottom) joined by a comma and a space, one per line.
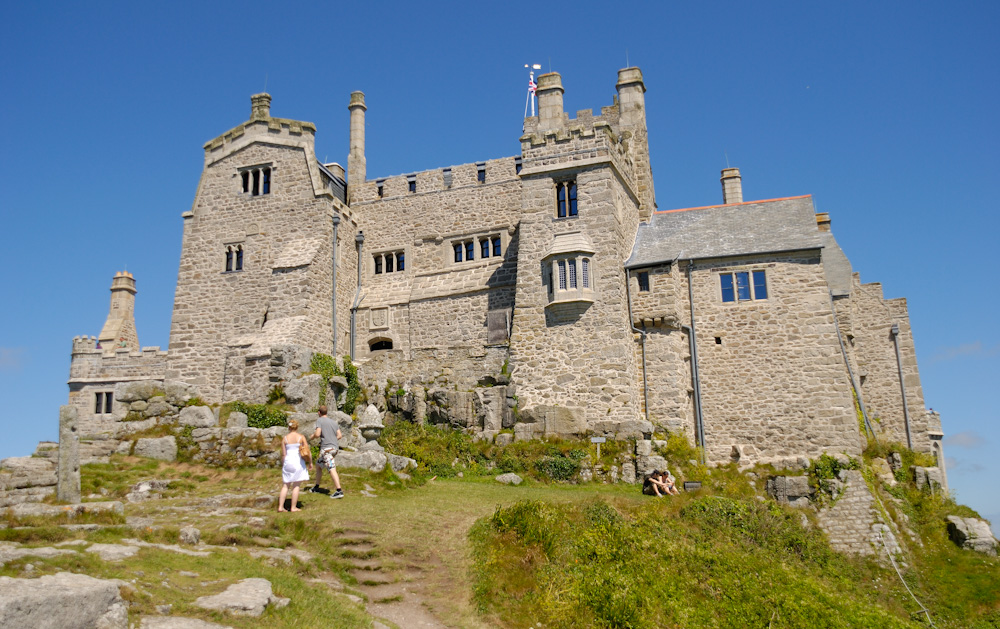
1, 2, 997, 532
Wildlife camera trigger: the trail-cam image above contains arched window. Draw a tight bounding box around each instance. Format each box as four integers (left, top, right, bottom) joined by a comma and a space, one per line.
235, 245, 243, 271
369, 339, 393, 351
225, 247, 233, 272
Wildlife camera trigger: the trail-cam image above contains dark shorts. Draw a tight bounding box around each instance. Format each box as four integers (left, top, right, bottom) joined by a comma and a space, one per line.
317, 447, 338, 470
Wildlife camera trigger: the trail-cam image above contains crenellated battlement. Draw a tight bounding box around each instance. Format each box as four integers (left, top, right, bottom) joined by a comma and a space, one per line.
351, 156, 521, 204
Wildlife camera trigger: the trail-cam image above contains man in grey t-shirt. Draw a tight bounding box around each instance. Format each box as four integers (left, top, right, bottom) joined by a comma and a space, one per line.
309, 405, 344, 499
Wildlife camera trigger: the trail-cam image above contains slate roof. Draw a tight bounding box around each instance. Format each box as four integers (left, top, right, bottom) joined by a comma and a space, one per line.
626, 195, 823, 268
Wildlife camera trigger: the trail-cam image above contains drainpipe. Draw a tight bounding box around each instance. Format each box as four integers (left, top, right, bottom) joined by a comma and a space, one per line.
684, 259, 707, 464
331, 213, 341, 357
829, 292, 876, 439
350, 231, 365, 360
623, 266, 650, 424
890, 323, 913, 449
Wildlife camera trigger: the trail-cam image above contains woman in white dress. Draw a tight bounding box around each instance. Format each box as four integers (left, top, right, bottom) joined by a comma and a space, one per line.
278, 419, 312, 512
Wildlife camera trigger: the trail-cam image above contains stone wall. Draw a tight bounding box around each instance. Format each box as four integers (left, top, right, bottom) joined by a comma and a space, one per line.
839, 275, 934, 452
688, 253, 861, 463
817, 469, 902, 559
165, 102, 352, 403
67, 336, 167, 433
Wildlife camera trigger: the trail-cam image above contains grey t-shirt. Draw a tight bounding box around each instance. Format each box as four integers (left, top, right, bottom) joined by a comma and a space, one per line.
316, 415, 340, 450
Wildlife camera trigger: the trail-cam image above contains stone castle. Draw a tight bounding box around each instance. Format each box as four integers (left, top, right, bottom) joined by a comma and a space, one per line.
67, 67, 946, 471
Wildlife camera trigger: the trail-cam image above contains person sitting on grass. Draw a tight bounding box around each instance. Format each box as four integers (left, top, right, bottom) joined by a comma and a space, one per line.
643, 470, 680, 497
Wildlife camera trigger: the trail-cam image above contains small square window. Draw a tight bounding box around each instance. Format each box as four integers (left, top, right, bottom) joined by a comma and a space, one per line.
477, 163, 486, 184
638, 271, 649, 292
376, 180, 385, 198
407, 175, 416, 193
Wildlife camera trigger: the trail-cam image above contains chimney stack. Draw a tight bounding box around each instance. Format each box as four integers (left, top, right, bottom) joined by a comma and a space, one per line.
347, 91, 367, 200
536, 72, 565, 131
721, 167, 743, 204
616, 67, 647, 127
816, 212, 831, 232
250, 93, 271, 121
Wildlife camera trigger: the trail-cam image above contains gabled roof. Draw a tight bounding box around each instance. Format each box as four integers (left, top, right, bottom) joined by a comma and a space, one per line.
626, 195, 822, 268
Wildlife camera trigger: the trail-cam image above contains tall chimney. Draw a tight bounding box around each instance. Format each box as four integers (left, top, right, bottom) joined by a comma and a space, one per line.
250, 93, 271, 121
98, 271, 139, 352
536, 72, 565, 131
347, 91, 367, 200
616, 67, 647, 127
721, 167, 743, 204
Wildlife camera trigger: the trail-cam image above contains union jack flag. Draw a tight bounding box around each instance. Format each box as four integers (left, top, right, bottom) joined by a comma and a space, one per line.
528, 77, 536, 94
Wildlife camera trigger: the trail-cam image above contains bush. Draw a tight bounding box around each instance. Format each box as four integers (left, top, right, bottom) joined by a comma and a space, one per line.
229, 401, 288, 429
309, 353, 363, 414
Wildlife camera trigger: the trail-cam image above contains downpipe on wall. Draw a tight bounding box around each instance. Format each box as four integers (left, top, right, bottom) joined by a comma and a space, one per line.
684, 259, 707, 465
623, 266, 650, 425
828, 292, 876, 440
350, 231, 365, 361
890, 323, 913, 449
331, 213, 340, 357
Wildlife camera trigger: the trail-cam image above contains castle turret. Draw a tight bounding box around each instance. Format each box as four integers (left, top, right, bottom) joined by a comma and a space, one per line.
616, 67, 656, 220
536, 72, 565, 131
348, 91, 367, 201
97, 271, 139, 352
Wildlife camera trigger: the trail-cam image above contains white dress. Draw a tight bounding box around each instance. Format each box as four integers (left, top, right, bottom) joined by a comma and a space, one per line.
282, 441, 310, 483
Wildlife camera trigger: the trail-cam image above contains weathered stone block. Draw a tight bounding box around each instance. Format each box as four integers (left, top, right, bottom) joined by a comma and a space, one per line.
767, 475, 814, 506
946, 516, 998, 556
179, 406, 216, 428
495, 433, 514, 447
913, 466, 943, 492
115, 380, 164, 403
227, 412, 248, 428
495, 473, 522, 485
337, 450, 387, 472
57, 405, 81, 504
0, 572, 128, 629
284, 374, 324, 410
134, 437, 177, 461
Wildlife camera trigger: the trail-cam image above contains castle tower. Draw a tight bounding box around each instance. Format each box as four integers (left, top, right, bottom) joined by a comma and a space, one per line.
508, 69, 647, 437
347, 91, 367, 202
97, 271, 139, 352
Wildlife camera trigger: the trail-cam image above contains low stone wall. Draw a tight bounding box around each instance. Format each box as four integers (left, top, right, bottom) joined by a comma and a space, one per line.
816, 470, 902, 559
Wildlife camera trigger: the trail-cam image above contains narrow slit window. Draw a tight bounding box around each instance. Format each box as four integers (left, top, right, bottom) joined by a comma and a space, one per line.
752, 270, 768, 300
396, 252, 405, 271
95, 392, 103, 414
235, 245, 243, 271
568, 260, 577, 288
568, 182, 578, 216
557, 183, 567, 218
241, 171, 250, 193
638, 271, 649, 292
225, 247, 234, 272
477, 163, 486, 184
374, 255, 382, 274
385, 254, 393, 273
481, 239, 490, 259
442, 168, 452, 188
377, 180, 384, 198
515, 157, 522, 175
407, 175, 416, 193
454, 243, 463, 263
736, 272, 751, 301
105, 392, 113, 414
492, 237, 501, 258
262, 167, 271, 194
465, 241, 474, 261
252, 169, 261, 196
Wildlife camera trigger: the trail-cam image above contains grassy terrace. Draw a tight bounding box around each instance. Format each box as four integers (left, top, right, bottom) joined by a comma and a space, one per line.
1, 436, 997, 628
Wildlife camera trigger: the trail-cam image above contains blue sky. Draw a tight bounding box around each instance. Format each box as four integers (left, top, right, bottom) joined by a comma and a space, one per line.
1, 2, 997, 532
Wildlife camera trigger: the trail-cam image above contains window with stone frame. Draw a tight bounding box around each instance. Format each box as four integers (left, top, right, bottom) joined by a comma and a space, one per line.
556, 179, 578, 218
240, 165, 272, 196
720, 269, 768, 302
95, 391, 113, 415
373, 250, 405, 275
638, 271, 650, 292
224, 244, 244, 272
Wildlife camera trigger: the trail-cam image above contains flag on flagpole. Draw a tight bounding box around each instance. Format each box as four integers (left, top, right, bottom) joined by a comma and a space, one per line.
528, 77, 536, 94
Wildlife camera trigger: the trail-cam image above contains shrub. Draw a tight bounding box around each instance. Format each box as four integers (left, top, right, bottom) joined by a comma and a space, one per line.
229, 401, 288, 429
309, 353, 363, 414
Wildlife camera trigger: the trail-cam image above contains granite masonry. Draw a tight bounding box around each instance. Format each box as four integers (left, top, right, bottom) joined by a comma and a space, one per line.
62, 66, 944, 472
